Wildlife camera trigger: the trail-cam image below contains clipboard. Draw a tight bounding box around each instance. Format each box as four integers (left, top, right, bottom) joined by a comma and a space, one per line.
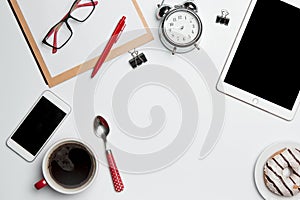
8, 0, 153, 87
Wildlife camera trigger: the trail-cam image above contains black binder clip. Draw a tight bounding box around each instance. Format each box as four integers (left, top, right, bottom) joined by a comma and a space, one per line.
216, 9, 230, 26
128, 49, 147, 69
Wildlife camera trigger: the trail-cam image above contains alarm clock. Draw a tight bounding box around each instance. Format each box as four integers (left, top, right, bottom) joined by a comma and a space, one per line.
156, 0, 203, 54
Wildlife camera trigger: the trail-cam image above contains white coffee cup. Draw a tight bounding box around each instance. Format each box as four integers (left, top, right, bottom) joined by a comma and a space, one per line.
34, 138, 98, 194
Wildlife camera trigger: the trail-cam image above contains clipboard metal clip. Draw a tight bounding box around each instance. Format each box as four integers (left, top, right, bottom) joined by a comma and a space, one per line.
216, 9, 230, 26
128, 49, 147, 69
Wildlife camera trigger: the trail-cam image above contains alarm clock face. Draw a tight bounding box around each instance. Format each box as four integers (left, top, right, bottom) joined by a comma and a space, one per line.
162, 8, 202, 47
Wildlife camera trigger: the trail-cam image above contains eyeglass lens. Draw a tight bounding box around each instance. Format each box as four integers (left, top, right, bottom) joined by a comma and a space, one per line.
44, 22, 72, 50
70, 0, 96, 22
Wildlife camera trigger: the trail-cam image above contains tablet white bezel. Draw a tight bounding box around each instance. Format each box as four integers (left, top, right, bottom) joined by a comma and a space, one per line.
6, 90, 71, 162
217, 0, 300, 121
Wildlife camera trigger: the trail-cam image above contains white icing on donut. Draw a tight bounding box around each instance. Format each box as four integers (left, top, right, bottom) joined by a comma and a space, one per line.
264, 148, 300, 197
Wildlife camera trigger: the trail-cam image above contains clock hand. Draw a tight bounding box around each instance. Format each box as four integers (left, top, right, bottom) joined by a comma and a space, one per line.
172, 25, 185, 31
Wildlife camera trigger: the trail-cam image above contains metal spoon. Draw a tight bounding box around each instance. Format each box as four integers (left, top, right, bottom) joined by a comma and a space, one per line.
94, 116, 124, 192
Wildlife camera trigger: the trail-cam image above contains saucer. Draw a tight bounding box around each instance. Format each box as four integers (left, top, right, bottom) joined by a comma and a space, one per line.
254, 141, 300, 200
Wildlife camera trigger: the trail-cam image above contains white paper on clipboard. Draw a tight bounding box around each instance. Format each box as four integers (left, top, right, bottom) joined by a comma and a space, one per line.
17, 0, 148, 77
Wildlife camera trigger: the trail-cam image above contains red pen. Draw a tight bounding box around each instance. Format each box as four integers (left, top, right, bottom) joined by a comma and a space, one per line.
91, 16, 126, 78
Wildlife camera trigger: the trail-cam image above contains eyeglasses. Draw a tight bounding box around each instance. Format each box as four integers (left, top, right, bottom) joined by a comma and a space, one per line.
42, 0, 98, 54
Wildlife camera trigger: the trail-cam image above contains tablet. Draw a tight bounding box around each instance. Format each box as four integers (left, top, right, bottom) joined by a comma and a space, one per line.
217, 0, 300, 120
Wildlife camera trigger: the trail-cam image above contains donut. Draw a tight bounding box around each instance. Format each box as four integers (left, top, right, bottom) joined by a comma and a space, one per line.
264, 148, 300, 197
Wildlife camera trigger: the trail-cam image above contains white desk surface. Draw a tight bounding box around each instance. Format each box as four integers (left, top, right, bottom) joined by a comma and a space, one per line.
1, 0, 299, 199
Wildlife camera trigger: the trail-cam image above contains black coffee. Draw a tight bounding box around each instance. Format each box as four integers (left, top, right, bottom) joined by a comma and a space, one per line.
48, 142, 96, 189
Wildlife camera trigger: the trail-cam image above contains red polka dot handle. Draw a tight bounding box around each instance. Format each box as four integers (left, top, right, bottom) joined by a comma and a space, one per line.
34, 179, 47, 190
106, 150, 124, 192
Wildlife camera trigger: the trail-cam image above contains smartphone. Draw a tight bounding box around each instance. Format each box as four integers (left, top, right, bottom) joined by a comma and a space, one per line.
6, 91, 71, 162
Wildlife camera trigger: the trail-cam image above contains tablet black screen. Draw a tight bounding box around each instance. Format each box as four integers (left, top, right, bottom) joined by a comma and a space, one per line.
224, 0, 300, 110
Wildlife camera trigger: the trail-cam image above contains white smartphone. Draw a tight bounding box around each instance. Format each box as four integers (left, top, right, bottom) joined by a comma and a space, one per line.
6, 91, 71, 162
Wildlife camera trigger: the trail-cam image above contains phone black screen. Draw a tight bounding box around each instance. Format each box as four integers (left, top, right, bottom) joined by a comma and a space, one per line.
11, 96, 66, 155
224, 0, 300, 110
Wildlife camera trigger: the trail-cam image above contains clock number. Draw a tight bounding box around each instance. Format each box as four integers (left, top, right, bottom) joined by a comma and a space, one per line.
170, 22, 174, 26
173, 18, 177, 22
178, 15, 182, 20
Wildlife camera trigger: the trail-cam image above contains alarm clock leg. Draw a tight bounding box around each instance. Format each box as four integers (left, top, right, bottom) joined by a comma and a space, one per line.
172, 47, 177, 55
